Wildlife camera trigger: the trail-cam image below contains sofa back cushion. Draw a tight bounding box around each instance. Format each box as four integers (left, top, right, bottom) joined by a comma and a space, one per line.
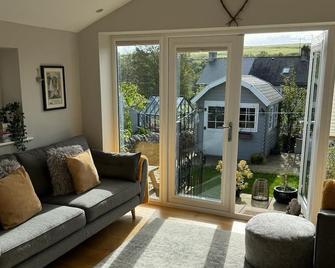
15, 135, 89, 197
92, 150, 141, 182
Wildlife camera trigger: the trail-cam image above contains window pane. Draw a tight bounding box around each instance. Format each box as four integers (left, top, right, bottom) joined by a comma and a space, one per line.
246, 122, 254, 128
217, 114, 224, 121
208, 113, 215, 121
117, 44, 160, 200
176, 49, 227, 202
208, 122, 215, 128
216, 121, 224, 128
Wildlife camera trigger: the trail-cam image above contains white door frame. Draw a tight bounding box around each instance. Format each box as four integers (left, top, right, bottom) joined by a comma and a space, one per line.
110, 35, 168, 203
106, 25, 335, 221
299, 36, 323, 209
298, 30, 335, 222
167, 35, 243, 212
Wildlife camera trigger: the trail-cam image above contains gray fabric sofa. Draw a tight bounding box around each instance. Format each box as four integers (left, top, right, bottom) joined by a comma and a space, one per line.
314, 210, 335, 268
0, 135, 148, 268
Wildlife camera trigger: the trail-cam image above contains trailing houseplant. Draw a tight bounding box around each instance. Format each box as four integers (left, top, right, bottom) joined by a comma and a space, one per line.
0, 102, 27, 151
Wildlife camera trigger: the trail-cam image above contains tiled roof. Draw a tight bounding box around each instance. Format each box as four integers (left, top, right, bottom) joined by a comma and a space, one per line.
192, 75, 283, 106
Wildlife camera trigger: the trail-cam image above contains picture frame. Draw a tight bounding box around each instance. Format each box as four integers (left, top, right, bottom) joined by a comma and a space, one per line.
40, 65, 66, 110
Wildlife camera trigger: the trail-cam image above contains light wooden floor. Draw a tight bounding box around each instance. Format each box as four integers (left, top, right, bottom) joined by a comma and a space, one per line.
48, 204, 246, 268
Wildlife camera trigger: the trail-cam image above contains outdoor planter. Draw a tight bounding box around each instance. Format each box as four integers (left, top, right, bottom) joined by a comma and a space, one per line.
236, 189, 242, 199
273, 186, 298, 204
239, 132, 252, 140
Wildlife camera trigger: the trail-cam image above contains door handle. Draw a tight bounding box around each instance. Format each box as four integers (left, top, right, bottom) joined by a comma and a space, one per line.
223, 122, 232, 142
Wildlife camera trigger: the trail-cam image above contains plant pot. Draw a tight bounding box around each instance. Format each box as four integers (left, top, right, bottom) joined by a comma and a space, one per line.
236, 189, 242, 199
273, 186, 298, 204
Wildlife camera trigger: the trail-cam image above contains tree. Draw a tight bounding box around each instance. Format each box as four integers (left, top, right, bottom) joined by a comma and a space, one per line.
119, 46, 206, 101
119, 46, 159, 98
178, 53, 206, 99
120, 82, 147, 141
279, 70, 306, 152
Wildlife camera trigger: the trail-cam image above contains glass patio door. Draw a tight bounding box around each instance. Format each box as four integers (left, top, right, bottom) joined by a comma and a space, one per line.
168, 35, 243, 212
115, 41, 162, 201
299, 33, 326, 215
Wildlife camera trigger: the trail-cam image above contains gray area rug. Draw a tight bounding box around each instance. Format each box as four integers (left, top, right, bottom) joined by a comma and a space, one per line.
95, 217, 248, 268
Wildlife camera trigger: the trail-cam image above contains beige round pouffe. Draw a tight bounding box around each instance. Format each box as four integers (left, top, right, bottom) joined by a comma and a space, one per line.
245, 213, 315, 268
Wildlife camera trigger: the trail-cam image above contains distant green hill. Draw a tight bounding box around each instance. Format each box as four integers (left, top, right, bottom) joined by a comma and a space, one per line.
244, 43, 303, 57
177, 43, 305, 61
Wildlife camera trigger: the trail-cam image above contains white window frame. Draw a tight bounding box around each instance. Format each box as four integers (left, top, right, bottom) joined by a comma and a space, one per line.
239, 103, 259, 133
204, 101, 259, 133
106, 26, 335, 223
205, 100, 225, 130
207, 106, 225, 129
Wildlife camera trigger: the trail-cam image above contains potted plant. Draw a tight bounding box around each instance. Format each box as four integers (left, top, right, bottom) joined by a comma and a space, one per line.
216, 159, 253, 199
273, 174, 298, 204
0, 102, 27, 151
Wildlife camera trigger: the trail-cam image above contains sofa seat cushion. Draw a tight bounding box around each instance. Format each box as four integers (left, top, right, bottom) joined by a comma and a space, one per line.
0, 204, 85, 268
44, 178, 140, 222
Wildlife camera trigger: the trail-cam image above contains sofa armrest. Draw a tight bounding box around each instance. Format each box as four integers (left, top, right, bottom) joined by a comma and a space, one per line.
314, 210, 335, 267
91, 150, 141, 182
138, 157, 148, 203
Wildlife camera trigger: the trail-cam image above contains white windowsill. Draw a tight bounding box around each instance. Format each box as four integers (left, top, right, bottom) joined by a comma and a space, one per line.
0, 137, 34, 148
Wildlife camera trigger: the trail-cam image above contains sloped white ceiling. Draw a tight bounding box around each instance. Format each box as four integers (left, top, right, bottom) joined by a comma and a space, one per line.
0, 0, 132, 32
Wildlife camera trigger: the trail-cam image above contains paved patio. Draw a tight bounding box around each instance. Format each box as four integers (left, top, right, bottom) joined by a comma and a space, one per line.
249, 153, 301, 176
148, 153, 297, 215
235, 193, 287, 216
205, 153, 301, 176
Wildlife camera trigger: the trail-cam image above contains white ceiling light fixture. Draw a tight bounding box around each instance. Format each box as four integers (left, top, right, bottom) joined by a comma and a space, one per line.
0, 0, 132, 32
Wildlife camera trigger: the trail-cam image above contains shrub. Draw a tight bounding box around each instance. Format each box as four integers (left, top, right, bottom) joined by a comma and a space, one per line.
216, 160, 253, 191
250, 153, 265, 165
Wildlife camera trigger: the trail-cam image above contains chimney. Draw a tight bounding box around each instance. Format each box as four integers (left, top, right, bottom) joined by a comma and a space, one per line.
300, 45, 310, 61
209, 51, 217, 63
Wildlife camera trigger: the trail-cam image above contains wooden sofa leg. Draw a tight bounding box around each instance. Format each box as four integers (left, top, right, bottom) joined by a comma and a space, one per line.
131, 208, 136, 220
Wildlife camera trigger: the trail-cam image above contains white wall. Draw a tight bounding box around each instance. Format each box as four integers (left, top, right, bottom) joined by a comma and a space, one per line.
78, 0, 335, 149
0, 20, 82, 153
0, 48, 22, 106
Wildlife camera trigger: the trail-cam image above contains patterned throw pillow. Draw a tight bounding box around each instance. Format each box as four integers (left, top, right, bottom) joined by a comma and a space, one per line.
47, 145, 83, 196
0, 159, 21, 179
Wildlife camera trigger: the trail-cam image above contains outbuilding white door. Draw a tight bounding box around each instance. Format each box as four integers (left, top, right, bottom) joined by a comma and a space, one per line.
203, 101, 225, 156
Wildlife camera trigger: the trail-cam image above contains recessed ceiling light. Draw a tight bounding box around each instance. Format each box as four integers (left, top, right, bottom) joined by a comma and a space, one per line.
96, 8, 104, 13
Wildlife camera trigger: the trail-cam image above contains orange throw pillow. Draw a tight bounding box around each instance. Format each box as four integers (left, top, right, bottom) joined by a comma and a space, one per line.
67, 150, 100, 194
0, 166, 42, 229
322, 179, 335, 209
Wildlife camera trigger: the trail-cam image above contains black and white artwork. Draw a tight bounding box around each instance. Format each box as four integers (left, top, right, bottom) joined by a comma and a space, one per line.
40, 66, 66, 110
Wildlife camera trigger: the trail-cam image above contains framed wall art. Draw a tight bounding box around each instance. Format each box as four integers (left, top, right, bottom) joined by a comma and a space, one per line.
40, 65, 66, 110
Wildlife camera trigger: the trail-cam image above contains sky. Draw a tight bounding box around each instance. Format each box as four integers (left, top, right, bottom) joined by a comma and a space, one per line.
117, 31, 324, 54
244, 31, 323, 46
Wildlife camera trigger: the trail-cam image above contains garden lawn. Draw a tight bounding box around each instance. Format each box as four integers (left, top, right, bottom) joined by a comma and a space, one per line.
242, 172, 299, 197
201, 166, 299, 197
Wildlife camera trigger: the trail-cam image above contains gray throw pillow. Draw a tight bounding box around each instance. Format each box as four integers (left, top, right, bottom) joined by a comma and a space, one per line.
92, 150, 141, 182
0, 159, 21, 179
47, 145, 83, 196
